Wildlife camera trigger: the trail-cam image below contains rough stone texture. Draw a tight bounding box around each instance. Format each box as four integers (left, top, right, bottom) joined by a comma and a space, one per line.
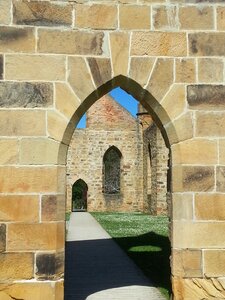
198, 58, 224, 83
195, 194, 225, 220
217, 166, 225, 192
204, 250, 225, 277
13, 1, 72, 26
0, 82, 53, 108
0, 26, 35, 53
36, 252, 64, 280
129, 57, 155, 87
0, 139, 18, 164
0, 55, 3, 80
110, 32, 130, 76
131, 32, 187, 56
147, 58, 174, 101
153, 5, 178, 30
38, 29, 104, 55
5, 54, 66, 81
7, 222, 64, 251
0, 195, 39, 222
0, 224, 6, 252
172, 193, 193, 221
196, 112, 225, 137
76, 4, 117, 29
219, 139, 225, 164
88, 58, 112, 87
0, 252, 34, 280
0, 0, 11, 24
120, 5, 151, 29
189, 33, 225, 56
172, 249, 202, 277
179, 6, 214, 29
0, 110, 46, 136
41, 195, 65, 222
175, 58, 195, 83
217, 6, 225, 30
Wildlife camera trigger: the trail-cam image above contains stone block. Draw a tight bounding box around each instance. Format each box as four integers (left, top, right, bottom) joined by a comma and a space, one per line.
172, 139, 217, 165
172, 193, 193, 221
147, 58, 174, 101
198, 58, 223, 83
172, 249, 202, 277
0, 139, 18, 164
110, 32, 130, 76
0, 0, 11, 24
131, 32, 187, 56
41, 195, 65, 222
0, 55, 3, 79
13, 1, 72, 26
0, 82, 53, 108
0, 110, 46, 136
196, 112, 225, 137
0, 166, 65, 193
172, 166, 214, 192
219, 140, 225, 164
47, 110, 69, 143
129, 57, 155, 87
120, 5, 150, 29
0, 283, 56, 300
217, 7, 225, 30
0, 195, 39, 222
204, 250, 225, 277
0, 252, 34, 280
153, 5, 178, 30
55, 83, 80, 120
189, 33, 225, 56
195, 193, 225, 221
88, 58, 112, 87
5, 54, 66, 81
38, 29, 105, 55
0, 26, 35, 53
8, 222, 64, 251
175, 58, 195, 83
0, 224, 6, 252
35, 251, 64, 280
68, 56, 95, 101
217, 166, 225, 192
173, 221, 225, 248
76, 4, 117, 29
179, 6, 214, 30
161, 84, 186, 121
20, 138, 63, 165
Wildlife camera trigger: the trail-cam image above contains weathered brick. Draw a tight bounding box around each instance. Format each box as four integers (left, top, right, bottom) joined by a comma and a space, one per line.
38, 29, 104, 55
189, 33, 225, 56
217, 166, 225, 192
88, 58, 112, 87
0, 26, 35, 53
0, 139, 18, 164
35, 251, 64, 280
153, 5, 178, 30
176, 58, 195, 83
5, 55, 66, 81
196, 112, 225, 137
129, 57, 155, 87
179, 6, 214, 30
13, 1, 72, 26
76, 4, 117, 29
0, 82, 53, 108
41, 195, 65, 222
0, 110, 46, 136
8, 222, 64, 251
0, 0, 11, 24
110, 32, 130, 76
131, 32, 187, 56
0, 195, 39, 222
120, 5, 150, 30
147, 58, 174, 101
0, 252, 34, 280
195, 194, 225, 220
204, 250, 225, 277
0, 166, 65, 193
198, 58, 223, 83
172, 249, 202, 277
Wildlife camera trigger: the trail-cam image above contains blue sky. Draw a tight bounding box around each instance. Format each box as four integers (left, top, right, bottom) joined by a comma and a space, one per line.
77, 87, 138, 128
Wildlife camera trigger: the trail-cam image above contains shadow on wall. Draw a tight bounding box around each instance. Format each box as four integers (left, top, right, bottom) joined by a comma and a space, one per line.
64, 232, 171, 300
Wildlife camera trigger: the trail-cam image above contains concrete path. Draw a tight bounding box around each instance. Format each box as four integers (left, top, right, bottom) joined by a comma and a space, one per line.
64, 212, 166, 300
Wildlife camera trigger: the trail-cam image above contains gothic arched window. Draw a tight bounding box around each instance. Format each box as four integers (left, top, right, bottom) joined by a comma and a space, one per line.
103, 146, 122, 194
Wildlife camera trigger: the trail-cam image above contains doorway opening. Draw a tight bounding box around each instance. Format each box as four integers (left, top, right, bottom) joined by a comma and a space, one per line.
72, 179, 88, 211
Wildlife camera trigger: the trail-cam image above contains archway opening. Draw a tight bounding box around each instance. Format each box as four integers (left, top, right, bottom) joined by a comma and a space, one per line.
71, 179, 88, 211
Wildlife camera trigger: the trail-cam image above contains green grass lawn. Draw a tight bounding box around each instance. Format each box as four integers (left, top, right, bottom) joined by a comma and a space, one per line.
91, 212, 171, 299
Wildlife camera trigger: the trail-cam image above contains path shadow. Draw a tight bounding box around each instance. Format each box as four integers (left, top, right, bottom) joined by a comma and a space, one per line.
64, 232, 171, 300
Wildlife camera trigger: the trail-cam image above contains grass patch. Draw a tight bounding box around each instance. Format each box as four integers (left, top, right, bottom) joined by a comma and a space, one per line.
91, 212, 171, 299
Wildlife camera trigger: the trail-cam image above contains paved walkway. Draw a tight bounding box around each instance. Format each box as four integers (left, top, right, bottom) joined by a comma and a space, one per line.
64, 212, 166, 300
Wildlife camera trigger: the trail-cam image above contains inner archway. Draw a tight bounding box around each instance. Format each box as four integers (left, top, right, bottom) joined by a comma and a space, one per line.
72, 179, 88, 211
